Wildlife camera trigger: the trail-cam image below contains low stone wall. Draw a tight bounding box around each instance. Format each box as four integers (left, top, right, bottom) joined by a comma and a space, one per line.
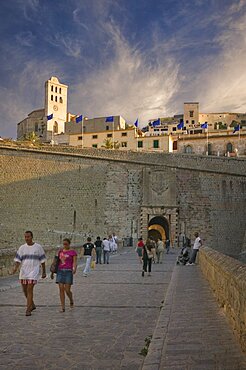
0, 242, 123, 277
199, 247, 246, 352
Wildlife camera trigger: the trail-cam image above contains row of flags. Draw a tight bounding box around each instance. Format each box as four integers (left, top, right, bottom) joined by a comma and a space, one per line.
46, 113, 241, 134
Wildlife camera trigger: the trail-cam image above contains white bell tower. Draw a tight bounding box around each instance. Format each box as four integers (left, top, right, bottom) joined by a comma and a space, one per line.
44, 76, 68, 139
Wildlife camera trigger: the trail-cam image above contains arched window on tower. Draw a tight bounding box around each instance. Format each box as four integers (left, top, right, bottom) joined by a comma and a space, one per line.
59, 97, 63, 103
51, 85, 53, 92
51, 95, 53, 101
226, 142, 233, 153
53, 121, 58, 134
55, 96, 57, 102
184, 145, 193, 154
59, 88, 61, 94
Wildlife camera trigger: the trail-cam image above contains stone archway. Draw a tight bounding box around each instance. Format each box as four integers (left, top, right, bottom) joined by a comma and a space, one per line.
148, 215, 170, 242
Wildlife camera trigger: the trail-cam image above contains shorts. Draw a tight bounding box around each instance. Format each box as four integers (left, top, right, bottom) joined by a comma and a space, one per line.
56, 269, 73, 285
20, 279, 37, 285
136, 247, 143, 257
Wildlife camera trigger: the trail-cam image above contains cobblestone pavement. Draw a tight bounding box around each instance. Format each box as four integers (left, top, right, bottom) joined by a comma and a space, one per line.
0, 248, 176, 370
143, 264, 246, 370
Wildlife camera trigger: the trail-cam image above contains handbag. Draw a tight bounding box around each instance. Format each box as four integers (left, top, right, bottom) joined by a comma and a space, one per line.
90, 260, 95, 269
146, 249, 154, 259
50, 254, 60, 274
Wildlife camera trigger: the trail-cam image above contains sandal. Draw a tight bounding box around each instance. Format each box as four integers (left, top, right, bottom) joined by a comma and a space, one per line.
60, 308, 65, 313
25, 310, 32, 316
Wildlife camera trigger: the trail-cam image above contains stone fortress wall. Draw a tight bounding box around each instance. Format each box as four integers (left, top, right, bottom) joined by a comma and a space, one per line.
0, 145, 245, 261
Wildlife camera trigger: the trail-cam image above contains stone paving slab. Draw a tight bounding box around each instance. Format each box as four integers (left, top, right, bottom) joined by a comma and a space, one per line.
0, 248, 176, 370
142, 264, 246, 370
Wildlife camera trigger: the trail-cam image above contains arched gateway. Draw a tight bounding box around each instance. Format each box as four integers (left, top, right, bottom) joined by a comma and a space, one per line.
148, 216, 169, 242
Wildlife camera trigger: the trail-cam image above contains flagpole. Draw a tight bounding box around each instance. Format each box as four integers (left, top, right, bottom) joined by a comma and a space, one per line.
81, 117, 84, 149
113, 119, 115, 150
206, 127, 209, 155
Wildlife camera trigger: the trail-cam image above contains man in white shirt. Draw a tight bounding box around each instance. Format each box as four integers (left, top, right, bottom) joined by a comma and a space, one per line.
112, 233, 118, 253
187, 232, 203, 265
102, 238, 110, 264
10, 231, 46, 316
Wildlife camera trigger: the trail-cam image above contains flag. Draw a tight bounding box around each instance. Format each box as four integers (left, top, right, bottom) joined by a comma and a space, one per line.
76, 115, 83, 123
152, 118, 160, 127
105, 116, 114, 122
47, 114, 53, 120
201, 122, 208, 129
134, 119, 139, 128
177, 120, 184, 129
233, 124, 240, 133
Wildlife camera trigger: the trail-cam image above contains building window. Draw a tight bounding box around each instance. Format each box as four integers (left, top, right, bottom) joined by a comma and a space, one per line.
189, 111, 194, 117
78, 136, 83, 140
55, 87, 57, 93
55, 96, 57, 102
184, 145, 193, 153
106, 125, 109, 130
173, 141, 178, 151
107, 133, 112, 138
226, 142, 233, 153
172, 127, 176, 131
186, 120, 189, 124
121, 132, 127, 137
92, 135, 98, 139
51, 85, 53, 92
191, 120, 195, 125
92, 144, 98, 148
59, 88, 61, 94
121, 142, 127, 147
153, 140, 159, 148
35, 123, 39, 132
138, 141, 143, 148
51, 95, 53, 101
59, 97, 63, 103
53, 122, 58, 133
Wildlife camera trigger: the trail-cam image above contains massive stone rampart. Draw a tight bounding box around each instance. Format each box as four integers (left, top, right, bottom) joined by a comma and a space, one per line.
199, 247, 246, 351
0, 145, 245, 260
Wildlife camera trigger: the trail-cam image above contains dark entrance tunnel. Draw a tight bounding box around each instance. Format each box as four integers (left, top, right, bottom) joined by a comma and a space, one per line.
148, 216, 170, 242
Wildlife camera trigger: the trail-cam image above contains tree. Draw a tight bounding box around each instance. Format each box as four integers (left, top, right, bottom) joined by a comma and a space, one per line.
101, 138, 120, 149
24, 131, 40, 145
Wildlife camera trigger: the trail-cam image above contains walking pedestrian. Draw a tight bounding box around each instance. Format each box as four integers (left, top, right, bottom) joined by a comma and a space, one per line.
112, 233, 118, 253
136, 237, 144, 263
165, 238, 170, 254
81, 237, 96, 276
95, 236, 103, 264
156, 238, 165, 263
109, 234, 116, 254
10, 231, 46, 316
55, 238, 77, 312
187, 232, 203, 265
102, 237, 110, 264
142, 239, 155, 277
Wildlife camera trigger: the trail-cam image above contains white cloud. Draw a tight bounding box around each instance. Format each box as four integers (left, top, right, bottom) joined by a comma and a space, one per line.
70, 23, 180, 124
46, 33, 82, 58
72, 8, 89, 31
16, 31, 35, 47
195, 9, 246, 113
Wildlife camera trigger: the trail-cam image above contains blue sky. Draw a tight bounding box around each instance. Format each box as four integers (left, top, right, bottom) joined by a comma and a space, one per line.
0, 0, 246, 138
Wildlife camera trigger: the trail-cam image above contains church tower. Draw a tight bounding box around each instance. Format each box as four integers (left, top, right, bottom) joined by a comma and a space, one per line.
44, 76, 68, 139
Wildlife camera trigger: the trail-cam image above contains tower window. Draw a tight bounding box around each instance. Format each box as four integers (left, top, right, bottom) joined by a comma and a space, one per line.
55, 96, 57, 102
59, 88, 61, 94
51, 95, 53, 101
59, 97, 63, 103
53, 121, 58, 134
189, 111, 194, 117
51, 85, 53, 92
55, 87, 57, 93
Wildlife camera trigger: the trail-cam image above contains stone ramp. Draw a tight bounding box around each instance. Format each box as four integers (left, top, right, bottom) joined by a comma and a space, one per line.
143, 264, 246, 370
0, 248, 177, 370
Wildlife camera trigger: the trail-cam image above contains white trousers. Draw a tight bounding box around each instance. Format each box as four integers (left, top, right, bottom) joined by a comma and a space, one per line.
83, 256, 92, 274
